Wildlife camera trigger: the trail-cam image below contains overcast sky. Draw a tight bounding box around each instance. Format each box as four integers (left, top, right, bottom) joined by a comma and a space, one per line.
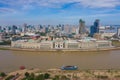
0, 0, 120, 26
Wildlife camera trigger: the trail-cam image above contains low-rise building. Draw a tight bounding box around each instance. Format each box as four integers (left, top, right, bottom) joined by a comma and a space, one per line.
40, 41, 53, 49
101, 33, 116, 39
66, 40, 79, 49
11, 37, 112, 50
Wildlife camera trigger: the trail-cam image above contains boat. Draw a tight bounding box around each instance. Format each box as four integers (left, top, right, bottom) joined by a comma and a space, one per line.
19, 66, 26, 70
61, 65, 78, 70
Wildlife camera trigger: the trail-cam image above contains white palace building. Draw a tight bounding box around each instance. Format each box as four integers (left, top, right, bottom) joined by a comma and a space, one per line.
11, 37, 112, 50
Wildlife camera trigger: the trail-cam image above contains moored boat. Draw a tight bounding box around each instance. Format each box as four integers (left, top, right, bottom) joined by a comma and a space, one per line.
19, 66, 26, 70
61, 65, 78, 70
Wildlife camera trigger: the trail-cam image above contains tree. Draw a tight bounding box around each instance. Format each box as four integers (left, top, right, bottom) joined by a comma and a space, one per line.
30, 73, 35, 78
61, 75, 70, 80
44, 73, 50, 79
35, 74, 44, 80
53, 75, 60, 80
5, 75, 14, 80
22, 73, 35, 80
0, 72, 6, 77
40, 32, 46, 36
25, 72, 30, 78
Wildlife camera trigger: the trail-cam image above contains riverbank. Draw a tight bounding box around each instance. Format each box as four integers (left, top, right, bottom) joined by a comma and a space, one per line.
0, 46, 120, 52
1, 68, 120, 80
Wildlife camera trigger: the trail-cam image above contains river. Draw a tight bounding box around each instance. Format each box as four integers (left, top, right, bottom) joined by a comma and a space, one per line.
0, 50, 120, 72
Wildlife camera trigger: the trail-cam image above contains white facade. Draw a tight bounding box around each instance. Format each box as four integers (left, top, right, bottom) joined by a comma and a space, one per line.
54, 42, 64, 49
11, 38, 112, 50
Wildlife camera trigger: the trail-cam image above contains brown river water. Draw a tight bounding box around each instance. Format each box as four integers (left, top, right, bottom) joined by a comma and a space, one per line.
0, 50, 120, 72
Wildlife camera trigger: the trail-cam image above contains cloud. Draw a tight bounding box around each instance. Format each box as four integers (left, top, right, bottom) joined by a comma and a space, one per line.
80, 0, 120, 8
0, 0, 120, 9
66, 12, 120, 20
0, 0, 120, 18
0, 8, 16, 13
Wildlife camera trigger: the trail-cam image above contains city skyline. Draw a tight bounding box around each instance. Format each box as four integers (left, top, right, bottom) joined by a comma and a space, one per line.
0, 0, 120, 26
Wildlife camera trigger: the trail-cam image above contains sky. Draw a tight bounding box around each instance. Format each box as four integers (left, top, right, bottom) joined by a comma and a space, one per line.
0, 0, 120, 26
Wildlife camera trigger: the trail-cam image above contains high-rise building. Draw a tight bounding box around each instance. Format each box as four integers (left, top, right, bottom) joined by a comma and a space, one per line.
12, 25, 17, 34
79, 19, 86, 35
117, 27, 120, 38
94, 19, 100, 33
90, 19, 100, 36
23, 23, 27, 32
0, 26, 2, 31
90, 25, 94, 36
64, 24, 71, 34
61, 25, 64, 31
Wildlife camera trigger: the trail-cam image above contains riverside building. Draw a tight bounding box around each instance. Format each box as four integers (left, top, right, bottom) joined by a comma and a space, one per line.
11, 37, 112, 50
